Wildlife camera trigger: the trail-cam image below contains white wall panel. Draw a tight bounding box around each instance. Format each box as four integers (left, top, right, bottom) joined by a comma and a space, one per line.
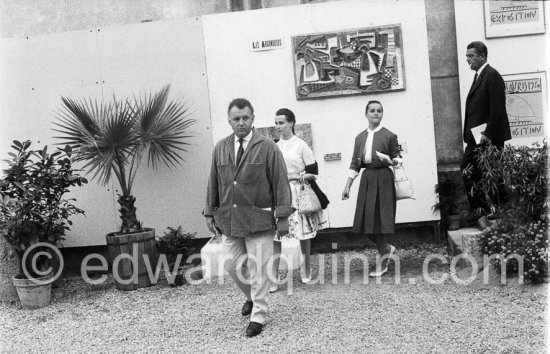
0, 18, 213, 246
0, 29, 117, 247
93, 18, 213, 242
203, 0, 439, 227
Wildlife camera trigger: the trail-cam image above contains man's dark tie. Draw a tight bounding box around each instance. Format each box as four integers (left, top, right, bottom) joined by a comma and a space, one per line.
236, 138, 244, 166
468, 72, 478, 94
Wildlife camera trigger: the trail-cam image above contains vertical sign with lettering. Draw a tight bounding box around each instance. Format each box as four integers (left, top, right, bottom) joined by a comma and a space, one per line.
483, 0, 546, 38
503, 72, 547, 140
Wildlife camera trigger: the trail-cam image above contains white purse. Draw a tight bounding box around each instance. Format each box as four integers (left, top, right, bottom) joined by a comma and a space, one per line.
297, 176, 322, 214
393, 164, 415, 200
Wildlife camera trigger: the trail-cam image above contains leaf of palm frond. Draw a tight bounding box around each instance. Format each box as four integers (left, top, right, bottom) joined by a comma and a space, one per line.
54, 95, 136, 187
80, 153, 116, 185
53, 97, 103, 146
144, 119, 195, 168
138, 85, 170, 133
135, 88, 195, 169
147, 141, 187, 169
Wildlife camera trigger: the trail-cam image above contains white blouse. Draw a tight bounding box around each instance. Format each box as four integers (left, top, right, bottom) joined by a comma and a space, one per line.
348, 125, 402, 180
277, 135, 315, 175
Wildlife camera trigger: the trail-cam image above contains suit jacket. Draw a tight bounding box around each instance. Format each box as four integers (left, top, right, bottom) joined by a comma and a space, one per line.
464, 64, 511, 146
204, 130, 294, 237
349, 127, 400, 172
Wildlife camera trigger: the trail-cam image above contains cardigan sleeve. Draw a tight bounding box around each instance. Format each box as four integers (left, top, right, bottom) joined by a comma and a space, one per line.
389, 132, 402, 159
349, 133, 363, 172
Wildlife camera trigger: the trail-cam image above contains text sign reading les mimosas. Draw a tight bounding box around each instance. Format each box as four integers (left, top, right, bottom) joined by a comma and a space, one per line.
251, 38, 284, 52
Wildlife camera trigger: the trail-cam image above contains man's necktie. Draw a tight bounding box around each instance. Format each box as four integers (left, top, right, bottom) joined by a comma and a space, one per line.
236, 138, 244, 166
468, 72, 478, 94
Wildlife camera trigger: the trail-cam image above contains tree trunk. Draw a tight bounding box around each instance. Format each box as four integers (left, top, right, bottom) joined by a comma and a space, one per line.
117, 195, 141, 234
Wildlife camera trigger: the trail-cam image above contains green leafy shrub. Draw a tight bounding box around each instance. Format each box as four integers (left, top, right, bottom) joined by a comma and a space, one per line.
472, 142, 548, 282
155, 226, 196, 266
469, 142, 547, 222
481, 220, 548, 282
0, 140, 87, 275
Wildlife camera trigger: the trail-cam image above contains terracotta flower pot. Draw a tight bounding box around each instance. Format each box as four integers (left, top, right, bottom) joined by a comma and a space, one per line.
12, 273, 52, 310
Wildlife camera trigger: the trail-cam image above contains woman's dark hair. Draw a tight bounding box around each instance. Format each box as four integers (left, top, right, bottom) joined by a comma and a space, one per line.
365, 100, 383, 114
275, 108, 296, 134
467, 41, 488, 58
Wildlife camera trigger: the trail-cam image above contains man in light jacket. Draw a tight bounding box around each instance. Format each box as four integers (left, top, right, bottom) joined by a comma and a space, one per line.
204, 98, 293, 337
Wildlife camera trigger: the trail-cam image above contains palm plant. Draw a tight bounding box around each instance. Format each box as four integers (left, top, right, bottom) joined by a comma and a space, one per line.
53, 85, 195, 234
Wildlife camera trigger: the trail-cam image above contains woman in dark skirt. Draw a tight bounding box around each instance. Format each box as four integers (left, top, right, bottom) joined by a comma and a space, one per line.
342, 100, 402, 277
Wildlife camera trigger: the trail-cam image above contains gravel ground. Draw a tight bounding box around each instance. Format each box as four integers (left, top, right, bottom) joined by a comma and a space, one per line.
1, 244, 547, 353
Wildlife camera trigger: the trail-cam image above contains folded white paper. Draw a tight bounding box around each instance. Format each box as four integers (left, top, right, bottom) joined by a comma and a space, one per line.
471, 123, 487, 145
375, 151, 392, 164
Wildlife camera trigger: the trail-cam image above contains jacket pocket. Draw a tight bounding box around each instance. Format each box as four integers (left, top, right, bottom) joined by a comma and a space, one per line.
252, 207, 274, 233
217, 163, 233, 185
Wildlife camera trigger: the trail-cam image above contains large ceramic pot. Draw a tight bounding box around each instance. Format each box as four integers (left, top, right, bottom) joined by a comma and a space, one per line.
105, 228, 158, 291
12, 273, 52, 310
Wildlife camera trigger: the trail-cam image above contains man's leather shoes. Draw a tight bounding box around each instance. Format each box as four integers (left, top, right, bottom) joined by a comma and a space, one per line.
241, 300, 253, 316
246, 321, 263, 337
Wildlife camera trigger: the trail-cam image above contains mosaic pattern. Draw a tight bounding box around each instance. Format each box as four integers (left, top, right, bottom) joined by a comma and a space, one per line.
292, 25, 405, 99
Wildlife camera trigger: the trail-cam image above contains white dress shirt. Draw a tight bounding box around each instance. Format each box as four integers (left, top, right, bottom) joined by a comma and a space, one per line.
234, 130, 253, 166
476, 62, 488, 79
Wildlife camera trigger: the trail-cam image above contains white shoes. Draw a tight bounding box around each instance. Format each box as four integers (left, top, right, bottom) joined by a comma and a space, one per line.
301, 267, 312, 284
369, 245, 396, 277
270, 277, 280, 293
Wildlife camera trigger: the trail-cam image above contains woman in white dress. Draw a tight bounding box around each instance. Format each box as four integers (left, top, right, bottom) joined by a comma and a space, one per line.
271, 108, 327, 291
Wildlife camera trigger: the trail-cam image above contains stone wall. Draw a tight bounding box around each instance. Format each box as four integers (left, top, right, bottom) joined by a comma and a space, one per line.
424, 0, 463, 166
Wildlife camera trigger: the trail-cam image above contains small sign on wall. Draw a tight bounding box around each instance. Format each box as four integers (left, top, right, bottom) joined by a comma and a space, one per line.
251, 38, 284, 52
483, 0, 546, 38
503, 71, 547, 140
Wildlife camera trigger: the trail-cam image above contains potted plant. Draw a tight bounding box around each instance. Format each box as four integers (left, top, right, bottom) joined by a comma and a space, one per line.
433, 178, 462, 231
53, 85, 196, 290
156, 226, 197, 286
0, 140, 86, 309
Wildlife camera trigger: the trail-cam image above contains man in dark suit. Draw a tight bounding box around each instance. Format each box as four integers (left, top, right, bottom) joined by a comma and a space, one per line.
461, 41, 511, 226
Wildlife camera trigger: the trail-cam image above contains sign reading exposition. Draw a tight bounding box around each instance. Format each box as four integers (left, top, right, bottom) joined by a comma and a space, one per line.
503, 72, 547, 139
483, 0, 546, 38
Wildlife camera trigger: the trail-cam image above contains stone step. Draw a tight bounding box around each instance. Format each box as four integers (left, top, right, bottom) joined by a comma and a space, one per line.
447, 227, 483, 255
200, 234, 302, 279
448, 227, 485, 269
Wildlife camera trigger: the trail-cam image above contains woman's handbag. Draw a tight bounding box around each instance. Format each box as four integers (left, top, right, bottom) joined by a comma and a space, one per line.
304, 162, 330, 209
297, 176, 322, 214
393, 164, 415, 200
